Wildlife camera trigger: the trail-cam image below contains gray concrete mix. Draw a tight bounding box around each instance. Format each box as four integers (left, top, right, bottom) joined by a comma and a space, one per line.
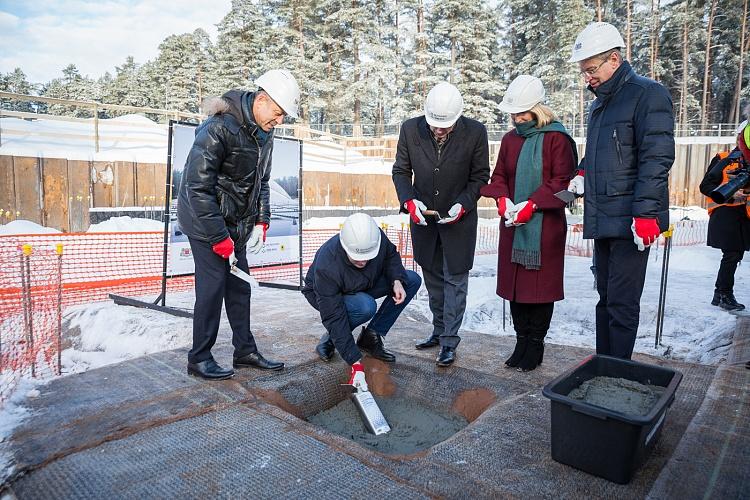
1, 287, 748, 499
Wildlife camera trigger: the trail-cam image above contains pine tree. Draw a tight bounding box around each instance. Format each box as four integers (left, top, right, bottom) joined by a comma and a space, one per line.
0, 68, 35, 111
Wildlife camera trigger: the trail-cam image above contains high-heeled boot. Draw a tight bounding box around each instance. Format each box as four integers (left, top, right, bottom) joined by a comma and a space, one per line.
505, 334, 528, 368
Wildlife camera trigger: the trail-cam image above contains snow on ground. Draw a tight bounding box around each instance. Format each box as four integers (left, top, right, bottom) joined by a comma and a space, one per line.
0, 220, 62, 235
86, 216, 163, 232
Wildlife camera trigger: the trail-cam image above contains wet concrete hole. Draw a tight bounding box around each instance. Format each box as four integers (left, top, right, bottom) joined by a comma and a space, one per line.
264, 357, 497, 456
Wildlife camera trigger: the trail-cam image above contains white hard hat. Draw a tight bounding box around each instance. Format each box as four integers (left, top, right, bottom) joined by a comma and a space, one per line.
735, 120, 748, 135
569, 22, 625, 62
499, 75, 545, 114
254, 69, 300, 118
424, 82, 464, 128
340, 213, 381, 261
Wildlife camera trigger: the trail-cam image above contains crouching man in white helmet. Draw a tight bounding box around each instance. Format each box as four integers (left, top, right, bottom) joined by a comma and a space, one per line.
392, 82, 489, 367
302, 214, 422, 385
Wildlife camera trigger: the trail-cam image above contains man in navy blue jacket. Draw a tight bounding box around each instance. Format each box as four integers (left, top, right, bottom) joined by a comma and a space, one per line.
568, 22, 675, 359
303, 214, 421, 386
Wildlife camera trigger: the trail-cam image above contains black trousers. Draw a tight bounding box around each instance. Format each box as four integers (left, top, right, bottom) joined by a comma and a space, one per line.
509, 302, 554, 338
715, 250, 744, 293
188, 237, 257, 364
594, 238, 650, 360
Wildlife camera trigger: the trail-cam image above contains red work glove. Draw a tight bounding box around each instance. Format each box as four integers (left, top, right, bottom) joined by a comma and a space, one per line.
568, 169, 584, 195
511, 200, 537, 225
405, 199, 427, 226
437, 203, 465, 224
497, 197, 516, 219
348, 361, 368, 392
631, 217, 660, 251
212, 236, 234, 259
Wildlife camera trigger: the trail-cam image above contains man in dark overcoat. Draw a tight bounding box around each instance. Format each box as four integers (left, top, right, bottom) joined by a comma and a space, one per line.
392, 82, 490, 366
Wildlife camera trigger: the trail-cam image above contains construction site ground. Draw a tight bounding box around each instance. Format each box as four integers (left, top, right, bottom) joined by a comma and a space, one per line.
1, 288, 748, 499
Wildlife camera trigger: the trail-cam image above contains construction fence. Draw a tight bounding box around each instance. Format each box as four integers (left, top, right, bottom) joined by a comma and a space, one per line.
0, 219, 708, 406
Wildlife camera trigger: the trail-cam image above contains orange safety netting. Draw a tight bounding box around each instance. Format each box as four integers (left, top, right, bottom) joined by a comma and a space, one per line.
0, 245, 63, 403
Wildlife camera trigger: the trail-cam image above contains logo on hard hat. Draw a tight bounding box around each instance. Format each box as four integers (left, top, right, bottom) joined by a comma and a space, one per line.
574, 42, 582, 50
430, 112, 448, 121
355, 244, 377, 254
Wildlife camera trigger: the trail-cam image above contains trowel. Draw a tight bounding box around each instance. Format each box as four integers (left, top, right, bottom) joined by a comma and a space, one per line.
228, 252, 256, 286
341, 382, 391, 435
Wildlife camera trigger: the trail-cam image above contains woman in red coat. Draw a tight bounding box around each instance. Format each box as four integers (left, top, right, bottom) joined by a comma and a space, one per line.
480, 75, 576, 372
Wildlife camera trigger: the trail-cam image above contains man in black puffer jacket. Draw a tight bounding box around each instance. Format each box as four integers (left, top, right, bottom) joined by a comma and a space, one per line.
177, 69, 300, 380
568, 23, 675, 360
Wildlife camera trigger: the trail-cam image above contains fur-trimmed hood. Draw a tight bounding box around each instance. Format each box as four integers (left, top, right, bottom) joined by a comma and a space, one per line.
201, 90, 257, 128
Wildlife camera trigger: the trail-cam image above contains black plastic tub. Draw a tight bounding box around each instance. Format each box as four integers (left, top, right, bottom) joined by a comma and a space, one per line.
541, 354, 683, 484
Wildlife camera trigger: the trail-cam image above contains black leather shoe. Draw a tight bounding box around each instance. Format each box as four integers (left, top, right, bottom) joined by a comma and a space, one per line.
187, 359, 234, 380
436, 346, 456, 367
233, 352, 284, 370
316, 334, 335, 362
415, 335, 440, 350
356, 327, 396, 363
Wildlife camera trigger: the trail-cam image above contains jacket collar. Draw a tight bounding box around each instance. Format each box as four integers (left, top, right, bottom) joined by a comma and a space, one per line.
220, 90, 273, 142
588, 60, 634, 102
417, 116, 465, 165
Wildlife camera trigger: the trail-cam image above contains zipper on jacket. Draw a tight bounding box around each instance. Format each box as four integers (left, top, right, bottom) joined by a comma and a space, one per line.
613, 129, 623, 166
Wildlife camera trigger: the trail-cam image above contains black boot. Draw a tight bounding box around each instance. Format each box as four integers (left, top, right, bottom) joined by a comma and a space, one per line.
718, 292, 746, 311
316, 333, 335, 362
711, 290, 721, 306
233, 352, 284, 370
517, 337, 544, 372
436, 346, 456, 367
356, 327, 396, 362
187, 359, 234, 380
505, 334, 528, 368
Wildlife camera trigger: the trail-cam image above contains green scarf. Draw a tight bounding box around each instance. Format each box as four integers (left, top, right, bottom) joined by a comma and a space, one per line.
512, 120, 570, 270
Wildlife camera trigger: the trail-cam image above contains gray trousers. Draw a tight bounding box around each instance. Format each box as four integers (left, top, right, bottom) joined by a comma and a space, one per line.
421, 245, 469, 349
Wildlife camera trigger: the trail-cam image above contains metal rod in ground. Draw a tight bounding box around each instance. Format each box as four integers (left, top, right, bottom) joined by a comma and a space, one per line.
502, 299, 506, 332
21, 245, 36, 377
655, 227, 674, 348
56, 244, 63, 376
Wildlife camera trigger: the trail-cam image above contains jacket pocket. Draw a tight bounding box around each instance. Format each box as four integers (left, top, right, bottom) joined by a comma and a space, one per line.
217, 188, 238, 224
606, 175, 636, 196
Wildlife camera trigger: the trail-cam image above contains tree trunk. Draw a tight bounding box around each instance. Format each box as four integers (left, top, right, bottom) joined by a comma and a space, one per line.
678, 3, 689, 128
416, 0, 426, 98
352, 0, 361, 135
596, 0, 602, 21
626, 0, 632, 61
732, 0, 748, 123
649, 0, 661, 80
701, 0, 719, 127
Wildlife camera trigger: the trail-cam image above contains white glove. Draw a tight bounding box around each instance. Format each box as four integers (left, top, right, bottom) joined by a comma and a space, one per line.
568, 175, 585, 195
348, 361, 368, 392
247, 224, 267, 254
437, 203, 465, 224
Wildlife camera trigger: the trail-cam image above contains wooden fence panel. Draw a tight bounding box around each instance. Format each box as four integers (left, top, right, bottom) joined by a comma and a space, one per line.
0, 155, 15, 222
67, 160, 90, 232
114, 161, 135, 206
135, 162, 166, 207
13, 156, 42, 224
42, 158, 69, 232
92, 161, 113, 208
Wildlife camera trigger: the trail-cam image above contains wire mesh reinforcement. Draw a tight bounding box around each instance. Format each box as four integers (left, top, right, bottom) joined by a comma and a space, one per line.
0, 219, 707, 407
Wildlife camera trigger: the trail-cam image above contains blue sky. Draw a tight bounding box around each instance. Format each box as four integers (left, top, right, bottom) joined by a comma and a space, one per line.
0, 0, 231, 83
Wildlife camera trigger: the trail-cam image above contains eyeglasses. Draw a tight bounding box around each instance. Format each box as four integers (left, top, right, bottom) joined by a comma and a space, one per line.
580, 58, 608, 77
